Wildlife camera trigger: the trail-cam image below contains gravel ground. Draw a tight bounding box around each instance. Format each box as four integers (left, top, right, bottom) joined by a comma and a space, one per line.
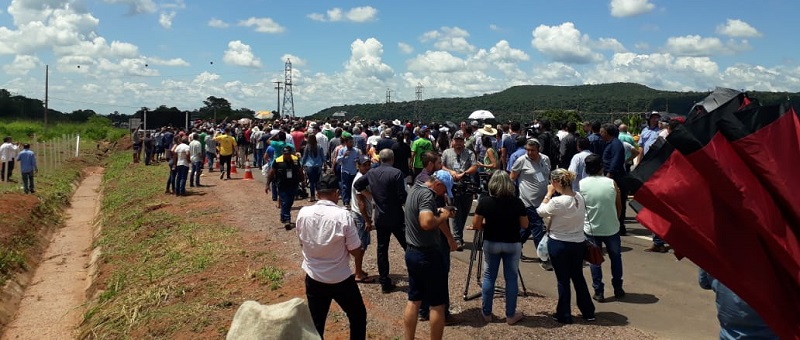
210, 172, 658, 339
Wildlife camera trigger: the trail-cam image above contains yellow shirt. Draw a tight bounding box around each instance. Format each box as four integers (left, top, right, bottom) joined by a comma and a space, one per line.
214, 134, 237, 156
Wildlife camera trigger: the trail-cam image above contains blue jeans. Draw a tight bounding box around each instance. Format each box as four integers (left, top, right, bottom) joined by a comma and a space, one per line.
305, 166, 322, 197
254, 148, 265, 168
586, 233, 623, 295
548, 238, 595, 322
520, 206, 545, 249
206, 151, 216, 171
481, 240, 521, 318
278, 187, 296, 223
21, 172, 34, 193
175, 165, 189, 195
270, 181, 278, 201
166, 167, 176, 192
190, 161, 202, 186
340, 172, 356, 205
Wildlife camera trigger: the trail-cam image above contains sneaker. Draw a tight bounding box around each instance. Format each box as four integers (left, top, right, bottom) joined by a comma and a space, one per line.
540, 261, 553, 271
418, 313, 429, 321
520, 255, 539, 262
614, 288, 626, 299
593, 293, 605, 303
644, 245, 668, 253
582, 314, 597, 322
506, 312, 524, 325
284, 223, 295, 231
456, 240, 464, 252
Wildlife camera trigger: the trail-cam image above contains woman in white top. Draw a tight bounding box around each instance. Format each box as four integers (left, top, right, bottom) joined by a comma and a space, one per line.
536, 168, 595, 324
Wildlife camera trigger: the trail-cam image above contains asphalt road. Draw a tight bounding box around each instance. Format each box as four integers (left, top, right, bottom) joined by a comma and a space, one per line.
453, 204, 720, 340
245, 166, 719, 339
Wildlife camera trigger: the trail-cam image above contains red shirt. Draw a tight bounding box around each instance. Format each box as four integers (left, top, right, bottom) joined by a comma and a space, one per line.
291, 130, 306, 149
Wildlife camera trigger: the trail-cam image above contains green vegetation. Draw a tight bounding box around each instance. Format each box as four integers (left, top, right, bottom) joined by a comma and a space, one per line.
79, 152, 245, 339
307, 83, 800, 122
250, 265, 284, 290
0, 116, 127, 142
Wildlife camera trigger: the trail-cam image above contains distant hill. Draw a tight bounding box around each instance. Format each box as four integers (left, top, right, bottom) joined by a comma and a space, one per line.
308, 83, 800, 122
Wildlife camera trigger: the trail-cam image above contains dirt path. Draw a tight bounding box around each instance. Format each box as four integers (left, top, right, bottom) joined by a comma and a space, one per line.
2, 168, 104, 340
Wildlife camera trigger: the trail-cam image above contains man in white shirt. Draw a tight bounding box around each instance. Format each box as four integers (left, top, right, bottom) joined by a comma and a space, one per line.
0, 136, 19, 182
189, 134, 204, 187
296, 173, 367, 339
568, 137, 592, 192
173, 138, 191, 196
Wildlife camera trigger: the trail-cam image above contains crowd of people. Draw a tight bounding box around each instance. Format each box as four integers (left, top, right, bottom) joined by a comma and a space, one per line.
129, 112, 775, 340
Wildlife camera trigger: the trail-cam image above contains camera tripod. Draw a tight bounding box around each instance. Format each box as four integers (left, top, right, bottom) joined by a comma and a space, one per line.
463, 229, 528, 301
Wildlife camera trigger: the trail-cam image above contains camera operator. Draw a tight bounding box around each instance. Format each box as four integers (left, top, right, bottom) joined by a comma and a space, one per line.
441, 130, 478, 251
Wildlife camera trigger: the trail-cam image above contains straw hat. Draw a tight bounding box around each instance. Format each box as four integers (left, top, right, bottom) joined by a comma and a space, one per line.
479, 124, 498, 136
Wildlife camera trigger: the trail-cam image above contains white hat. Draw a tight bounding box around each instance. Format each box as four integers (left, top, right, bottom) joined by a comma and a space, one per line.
439, 126, 450, 133
392, 119, 402, 126
322, 123, 333, 130
344, 121, 352, 127
479, 124, 498, 136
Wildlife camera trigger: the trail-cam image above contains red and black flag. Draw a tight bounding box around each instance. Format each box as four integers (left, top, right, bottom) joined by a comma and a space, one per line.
626, 89, 800, 339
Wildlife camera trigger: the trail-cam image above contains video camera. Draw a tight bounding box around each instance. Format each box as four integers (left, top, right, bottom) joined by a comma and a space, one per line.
451, 173, 490, 196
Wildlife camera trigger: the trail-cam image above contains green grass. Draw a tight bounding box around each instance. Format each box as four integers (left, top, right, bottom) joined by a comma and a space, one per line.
250, 265, 285, 290
78, 152, 249, 339
0, 117, 127, 142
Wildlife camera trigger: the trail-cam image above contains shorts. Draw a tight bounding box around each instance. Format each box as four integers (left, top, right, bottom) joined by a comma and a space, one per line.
351, 212, 370, 250
405, 246, 448, 306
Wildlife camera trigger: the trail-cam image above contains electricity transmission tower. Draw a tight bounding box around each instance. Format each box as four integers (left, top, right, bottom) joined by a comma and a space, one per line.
282, 59, 296, 118
273, 81, 283, 116
385, 88, 393, 104
415, 83, 424, 122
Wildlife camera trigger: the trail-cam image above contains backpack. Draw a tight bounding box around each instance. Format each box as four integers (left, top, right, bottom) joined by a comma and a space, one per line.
275, 155, 301, 189
236, 130, 247, 145
538, 131, 560, 165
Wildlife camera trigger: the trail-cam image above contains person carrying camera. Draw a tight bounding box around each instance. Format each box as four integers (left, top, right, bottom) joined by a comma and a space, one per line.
441, 130, 478, 251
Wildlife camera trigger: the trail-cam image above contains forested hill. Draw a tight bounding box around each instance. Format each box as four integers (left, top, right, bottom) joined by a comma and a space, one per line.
308, 83, 800, 122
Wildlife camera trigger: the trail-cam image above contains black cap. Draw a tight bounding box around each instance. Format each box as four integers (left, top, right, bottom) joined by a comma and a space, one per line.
317, 173, 340, 192
282, 146, 293, 153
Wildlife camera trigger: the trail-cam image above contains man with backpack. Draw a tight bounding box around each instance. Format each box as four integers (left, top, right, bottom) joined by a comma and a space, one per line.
267, 146, 305, 230
536, 120, 560, 167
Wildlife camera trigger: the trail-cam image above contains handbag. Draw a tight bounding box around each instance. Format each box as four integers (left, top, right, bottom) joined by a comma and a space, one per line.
584, 239, 605, 265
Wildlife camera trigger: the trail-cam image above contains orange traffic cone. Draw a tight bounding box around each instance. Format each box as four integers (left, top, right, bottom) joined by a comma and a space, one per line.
230, 163, 238, 174
243, 162, 254, 180
215, 160, 220, 170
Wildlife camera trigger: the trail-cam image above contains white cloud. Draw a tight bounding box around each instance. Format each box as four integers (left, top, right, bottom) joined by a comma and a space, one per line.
223, 40, 262, 68
489, 24, 503, 32
531, 63, 582, 85
716, 19, 761, 38
407, 51, 467, 73
102, 0, 158, 15
420, 26, 475, 54
665, 35, 749, 57
159, 11, 176, 29
344, 38, 393, 80
281, 54, 306, 67
486, 40, 529, 62
238, 17, 285, 34
2, 55, 40, 75
307, 6, 377, 23
398, 42, 413, 54
595, 38, 627, 53
586, 52, 720, 91
610, 0, 655, 18
720, 64, 800, 92
161, 0, 186, 9
147, 57, 189, 66
208, 18, 229, 28
532, 22, 603, 64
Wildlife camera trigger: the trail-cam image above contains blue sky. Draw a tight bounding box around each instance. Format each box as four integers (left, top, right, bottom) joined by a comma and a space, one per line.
1, 0, 798, 116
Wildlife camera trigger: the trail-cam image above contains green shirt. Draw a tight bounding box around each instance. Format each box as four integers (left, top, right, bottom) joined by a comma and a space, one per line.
618, 132, 636, 161
579, 176, 619, 236
410, 138, 433, 169
199, 132, 207, 150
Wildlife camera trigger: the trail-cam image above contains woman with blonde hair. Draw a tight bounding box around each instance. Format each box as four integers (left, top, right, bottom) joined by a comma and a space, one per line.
468, 171, 528, 325
537, 168, 595, 324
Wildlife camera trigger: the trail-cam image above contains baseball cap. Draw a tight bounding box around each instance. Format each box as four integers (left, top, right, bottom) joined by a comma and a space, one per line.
432, 170, 454, 199
282, 146, 293, 153
452, 130, 466, 140
317, 173, 340, 192
357, 155, 371, 164
341, 131, 352, 139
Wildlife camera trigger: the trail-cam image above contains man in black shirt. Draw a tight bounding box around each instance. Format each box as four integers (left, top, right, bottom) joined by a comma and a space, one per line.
353, 148, 408, 293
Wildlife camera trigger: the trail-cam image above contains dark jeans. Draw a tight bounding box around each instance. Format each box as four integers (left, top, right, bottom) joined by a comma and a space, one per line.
585, 233, 623, 295
270, 181, 278, 201
376, 222, 407, 286
254, 148, 265, 168
166, 167, 176, 192
548, 238, 595, 322
219, 154, 232, 178
278, 187, 296, 223
206, 151, 216, 170
520, 205, 546, 249
305, 166, 322, 197
616, 179, 629, 234
190, 161, 202, 186
305, 275, 367, 340
450, 193, 473, 242
21, 172, 34, 193
340, 172, 356, 205
144, 148, 153, 165
175, 165, 189, 195
1, 160, 14, 181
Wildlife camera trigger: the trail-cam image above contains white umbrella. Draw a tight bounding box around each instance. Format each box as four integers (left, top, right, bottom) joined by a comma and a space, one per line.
254, 111, 272, 119
332, 111, 347, 117
469, 110, 495, 120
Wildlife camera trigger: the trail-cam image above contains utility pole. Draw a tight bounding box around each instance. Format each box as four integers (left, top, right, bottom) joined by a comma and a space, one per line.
44, 65, 49, 129
273, 81, 283, 117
